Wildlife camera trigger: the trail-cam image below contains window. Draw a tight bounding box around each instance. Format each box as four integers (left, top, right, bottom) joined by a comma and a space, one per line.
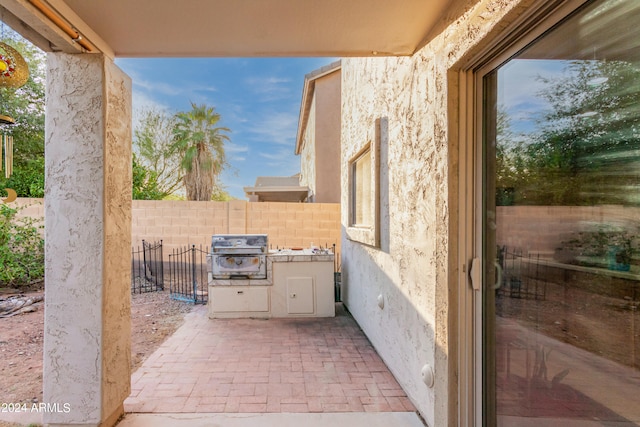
351, 146, 372, 226
346, 119, 382, 247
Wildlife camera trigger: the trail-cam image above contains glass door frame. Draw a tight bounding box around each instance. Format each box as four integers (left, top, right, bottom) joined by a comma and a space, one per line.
456, 0, 591, 425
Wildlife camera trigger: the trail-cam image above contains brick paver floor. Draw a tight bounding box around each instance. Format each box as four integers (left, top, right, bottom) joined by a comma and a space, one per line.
125, 304, 416, 414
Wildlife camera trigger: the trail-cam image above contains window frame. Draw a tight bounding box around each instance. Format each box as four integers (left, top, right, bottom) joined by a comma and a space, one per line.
350, 144, 372, 226
346, 118, 381, 247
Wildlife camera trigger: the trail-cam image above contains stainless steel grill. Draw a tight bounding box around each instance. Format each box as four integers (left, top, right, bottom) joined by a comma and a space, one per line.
210, 234, 267, 279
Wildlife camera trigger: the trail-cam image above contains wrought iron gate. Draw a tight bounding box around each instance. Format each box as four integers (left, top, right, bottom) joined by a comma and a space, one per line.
131, 240, 164, 293
168, 244, 209, 304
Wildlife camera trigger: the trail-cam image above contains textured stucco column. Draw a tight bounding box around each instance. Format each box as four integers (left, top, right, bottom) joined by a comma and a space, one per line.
43, 53, 132, 427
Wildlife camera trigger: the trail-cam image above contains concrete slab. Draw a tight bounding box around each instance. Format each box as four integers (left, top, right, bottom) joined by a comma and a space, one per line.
117, 412, 426, 427
0, 409, 42, 426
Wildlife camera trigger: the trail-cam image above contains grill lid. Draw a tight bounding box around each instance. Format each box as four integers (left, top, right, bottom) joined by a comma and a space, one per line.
211, 234, 268, 254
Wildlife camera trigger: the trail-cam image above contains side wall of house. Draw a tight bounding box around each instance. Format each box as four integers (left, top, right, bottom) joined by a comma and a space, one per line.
341, 53, 446, 427
314, 71, 342, 204
340, 0, 538, 424
299, 99, 317, 199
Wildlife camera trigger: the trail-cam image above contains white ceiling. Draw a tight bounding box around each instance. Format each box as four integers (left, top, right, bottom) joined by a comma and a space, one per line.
1, 0, 454, 57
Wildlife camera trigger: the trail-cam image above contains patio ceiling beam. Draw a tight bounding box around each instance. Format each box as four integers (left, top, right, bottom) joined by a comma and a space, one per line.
0, 0, 114, 57
28, 0, 93, 52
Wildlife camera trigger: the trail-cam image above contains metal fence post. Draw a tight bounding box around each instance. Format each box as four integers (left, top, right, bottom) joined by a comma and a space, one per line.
159, 239, 164, 290
191, 244, 197, 304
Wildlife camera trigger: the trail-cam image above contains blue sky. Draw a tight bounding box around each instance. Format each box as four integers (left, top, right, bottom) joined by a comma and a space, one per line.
115, 57, 336, 199
497, 59, 565, 136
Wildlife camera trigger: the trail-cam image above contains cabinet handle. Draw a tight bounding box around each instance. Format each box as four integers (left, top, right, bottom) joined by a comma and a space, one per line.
237, 291, 244, 294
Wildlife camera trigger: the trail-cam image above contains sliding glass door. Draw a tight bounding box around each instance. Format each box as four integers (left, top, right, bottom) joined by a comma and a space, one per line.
480, 0, 640, 424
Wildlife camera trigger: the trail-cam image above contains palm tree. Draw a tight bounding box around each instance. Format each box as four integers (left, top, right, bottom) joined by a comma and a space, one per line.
172, 103, 230, 201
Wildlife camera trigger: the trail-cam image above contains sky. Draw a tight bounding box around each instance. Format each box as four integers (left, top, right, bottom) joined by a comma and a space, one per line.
497, 59, 565, 136
115, 57, 336, 199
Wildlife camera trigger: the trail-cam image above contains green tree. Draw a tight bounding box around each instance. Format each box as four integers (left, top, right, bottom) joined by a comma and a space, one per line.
0, 28, 45, 196
495, 108, 528, 206
528, 60, 640, 205
132, 108, 183, 199
211, 185, 234, 201
498, 59, 640, 206
172, 102, 230, 201
132, 153, 166, 200
1, 157, 44, 197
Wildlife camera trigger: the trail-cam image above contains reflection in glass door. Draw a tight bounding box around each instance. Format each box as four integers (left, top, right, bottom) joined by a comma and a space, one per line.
482, 0, 640, 425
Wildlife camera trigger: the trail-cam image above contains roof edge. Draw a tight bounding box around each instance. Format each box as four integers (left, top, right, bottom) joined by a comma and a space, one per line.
294, 59, 342, 155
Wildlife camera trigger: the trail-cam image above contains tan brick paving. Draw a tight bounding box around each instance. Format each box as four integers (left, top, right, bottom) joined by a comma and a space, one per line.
125, 304, 415, 414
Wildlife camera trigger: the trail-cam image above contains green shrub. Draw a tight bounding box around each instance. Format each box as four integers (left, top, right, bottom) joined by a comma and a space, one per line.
0, 157, 45, 197
0, 203, 44, 288
557, 222, 639, 271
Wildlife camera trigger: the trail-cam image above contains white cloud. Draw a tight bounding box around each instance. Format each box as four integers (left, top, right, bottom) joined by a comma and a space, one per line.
499, 59, 565, 110
199, 86, 218, 93
245, 76, 292, 101
131, 90, 172, 129
248, 111, 298, 146
246, 76, 290, 88
498, 59, 571, 136
266, 160, 299, 172
257, 148, 299, 172
133, 75, 218, 97
132, 90, 170, 111
134, 79, 184, 97
259, 150, 289, 161
225, 142, 249, 153
225, 142, 248, 162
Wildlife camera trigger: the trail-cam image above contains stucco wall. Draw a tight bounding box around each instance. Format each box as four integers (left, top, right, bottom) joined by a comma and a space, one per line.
340, 0, 538, 425
314, 71, 341, 203
43, 53, 131, 426
102, 58, 133, 423
44, 53, 106, 424
298, 70, 341, 204
341, 55, 444, 427
300, 99, 317, 198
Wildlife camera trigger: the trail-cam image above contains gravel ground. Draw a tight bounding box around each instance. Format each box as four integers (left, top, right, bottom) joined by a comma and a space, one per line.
0, 288, 194, 427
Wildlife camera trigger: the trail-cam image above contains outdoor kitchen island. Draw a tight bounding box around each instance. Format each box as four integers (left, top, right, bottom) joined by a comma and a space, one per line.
208, 239, 335, 318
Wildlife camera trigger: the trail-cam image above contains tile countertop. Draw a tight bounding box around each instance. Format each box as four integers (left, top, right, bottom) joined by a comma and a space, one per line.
268, 249, 334, 262
209, 249, 335, 287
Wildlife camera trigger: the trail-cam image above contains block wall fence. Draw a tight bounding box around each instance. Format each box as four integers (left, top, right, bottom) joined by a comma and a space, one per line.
496, 205, 640, 257
11, 198, 341, 256
11, 199, 638, 261
130, 200, 341, 254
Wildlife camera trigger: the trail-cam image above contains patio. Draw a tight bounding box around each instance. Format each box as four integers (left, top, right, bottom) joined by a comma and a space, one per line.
124, 303, 421, 422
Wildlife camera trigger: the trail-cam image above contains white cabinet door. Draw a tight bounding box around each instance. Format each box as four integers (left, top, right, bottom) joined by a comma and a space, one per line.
210, 287, 269, 313
286, 277, 315, 314
271, 261, 335, 317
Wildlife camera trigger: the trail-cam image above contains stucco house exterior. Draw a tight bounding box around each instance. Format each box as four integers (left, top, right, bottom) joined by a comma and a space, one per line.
295, 60, 341, 203
339, 1, 640, 426
1, 0, 638, 426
